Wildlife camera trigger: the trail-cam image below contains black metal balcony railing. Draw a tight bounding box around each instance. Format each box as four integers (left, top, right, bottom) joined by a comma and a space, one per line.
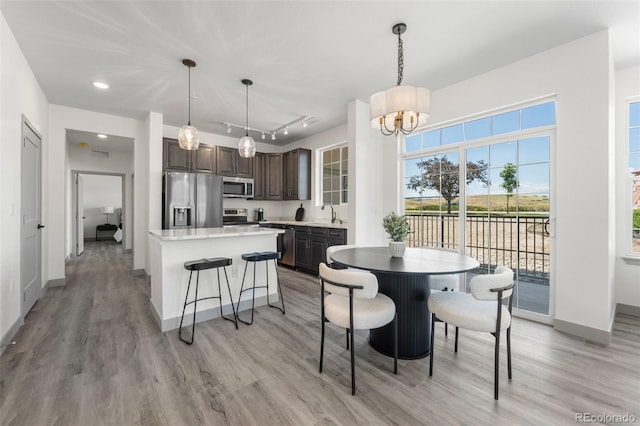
406, 213, 550, 285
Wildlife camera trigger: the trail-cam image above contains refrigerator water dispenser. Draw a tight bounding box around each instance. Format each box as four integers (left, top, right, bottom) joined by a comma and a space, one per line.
173, 207, 192, 227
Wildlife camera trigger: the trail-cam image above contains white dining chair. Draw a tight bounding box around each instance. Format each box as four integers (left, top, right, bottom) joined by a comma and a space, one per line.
318, 262, 397, 395
326, 244, 359, 269
426, 247, 461, 337
428, 266, 515, 400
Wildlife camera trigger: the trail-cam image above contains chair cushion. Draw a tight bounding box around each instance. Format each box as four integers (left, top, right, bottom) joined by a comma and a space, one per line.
324, 293, 395, 330
319, 263, 378, 299
241, 251, 279, 262
184, 257, 232, 271
470, 266, 514, 301
428, 292, 511, 332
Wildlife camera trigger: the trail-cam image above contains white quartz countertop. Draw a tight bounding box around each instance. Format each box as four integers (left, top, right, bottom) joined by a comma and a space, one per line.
150, 226, 283, 241
264, 220, 348, 229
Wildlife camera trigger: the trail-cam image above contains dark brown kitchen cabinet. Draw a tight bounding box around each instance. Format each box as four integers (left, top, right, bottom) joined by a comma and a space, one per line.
216, 146, 254, 178
193, 143, 216, 173
163, 138, 216, 173
252, 152, 265, 200
163, 138, 191, 171
283, 148, 311, 200
294, 226, 346, 275
265, 153, 283, 200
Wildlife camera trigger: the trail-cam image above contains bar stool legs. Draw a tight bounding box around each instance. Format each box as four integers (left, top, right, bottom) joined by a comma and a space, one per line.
178, 258, 237, 345
236, 252, 285, 326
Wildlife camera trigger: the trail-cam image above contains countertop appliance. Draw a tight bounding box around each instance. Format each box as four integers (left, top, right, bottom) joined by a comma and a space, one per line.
255, 207, 265, 222
223, 208, 259, 226
162, 172, 223, 229
222, 176, 254, 199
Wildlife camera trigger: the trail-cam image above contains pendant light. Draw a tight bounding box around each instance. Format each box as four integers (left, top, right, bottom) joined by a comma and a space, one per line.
369, 23, 430, 136
238, 78, 256, 158
178, 59, 199, 150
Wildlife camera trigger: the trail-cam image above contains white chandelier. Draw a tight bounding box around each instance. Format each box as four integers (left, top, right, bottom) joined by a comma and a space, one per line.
370, 23, 430, 137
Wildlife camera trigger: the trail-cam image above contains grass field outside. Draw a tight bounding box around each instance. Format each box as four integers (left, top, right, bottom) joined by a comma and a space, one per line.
404, 195, 550, 283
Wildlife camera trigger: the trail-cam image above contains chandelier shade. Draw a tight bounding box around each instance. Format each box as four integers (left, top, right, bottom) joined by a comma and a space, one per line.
370, 23, 430, 137
370, 85, 430, 134
238, 78, 256, 158
178, 59, 199, 150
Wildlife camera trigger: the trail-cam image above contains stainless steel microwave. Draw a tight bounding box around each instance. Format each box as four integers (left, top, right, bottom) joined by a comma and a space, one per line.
222, 176, 254, 199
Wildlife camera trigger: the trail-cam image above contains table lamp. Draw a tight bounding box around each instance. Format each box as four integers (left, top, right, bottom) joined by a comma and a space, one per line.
102, 206, 114, 224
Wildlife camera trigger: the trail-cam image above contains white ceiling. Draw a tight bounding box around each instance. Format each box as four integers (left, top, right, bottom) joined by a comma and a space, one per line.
2, 1, 639, 146
66, 129, 134, 152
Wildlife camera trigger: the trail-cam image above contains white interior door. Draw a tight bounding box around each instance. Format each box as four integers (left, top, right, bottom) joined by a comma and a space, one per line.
21, 120, 42, 315
76, 174, 85, 255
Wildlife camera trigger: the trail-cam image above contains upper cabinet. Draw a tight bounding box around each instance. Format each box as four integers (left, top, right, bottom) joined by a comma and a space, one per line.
163, 138, 216, 174
193, 144, 216, 173
283, 148, 311, 200
163, 138, 191, 171
265, 153, 283, 200
162, 140, 309, 201
216, 146, 253, 178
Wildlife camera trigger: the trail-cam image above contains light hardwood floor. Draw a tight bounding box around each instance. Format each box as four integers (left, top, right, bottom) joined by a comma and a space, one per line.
1, 241, 639, 425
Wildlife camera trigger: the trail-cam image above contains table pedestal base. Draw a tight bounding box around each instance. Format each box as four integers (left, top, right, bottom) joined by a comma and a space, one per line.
369, 272, 432, 360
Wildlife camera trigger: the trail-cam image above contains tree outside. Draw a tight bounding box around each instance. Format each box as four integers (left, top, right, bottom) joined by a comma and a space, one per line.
407, 155, 488, 213
499, 163, 518, 213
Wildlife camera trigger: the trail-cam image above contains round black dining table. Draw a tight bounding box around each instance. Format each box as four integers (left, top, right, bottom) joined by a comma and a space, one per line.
330, 246, 480, 359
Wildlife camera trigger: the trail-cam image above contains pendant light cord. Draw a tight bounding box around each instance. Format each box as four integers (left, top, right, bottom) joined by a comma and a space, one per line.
187, 66, 191, 126
245, 83, 249, 137
397, 30, 404, 86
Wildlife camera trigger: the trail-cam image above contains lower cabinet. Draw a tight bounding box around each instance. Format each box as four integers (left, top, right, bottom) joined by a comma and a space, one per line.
295, 226, 346, 275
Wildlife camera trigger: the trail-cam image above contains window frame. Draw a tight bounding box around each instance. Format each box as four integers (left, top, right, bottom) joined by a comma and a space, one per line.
627, 98, 640, 257
318, 143, 348, 206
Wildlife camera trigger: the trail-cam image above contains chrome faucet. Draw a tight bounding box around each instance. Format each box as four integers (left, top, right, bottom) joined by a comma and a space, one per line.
321, 203, 337, 224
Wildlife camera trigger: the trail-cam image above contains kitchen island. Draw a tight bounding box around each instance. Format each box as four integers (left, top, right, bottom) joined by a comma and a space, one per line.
149, 226, 284, 332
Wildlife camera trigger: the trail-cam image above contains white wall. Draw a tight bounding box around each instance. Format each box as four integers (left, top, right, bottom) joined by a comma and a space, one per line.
67, 143, 133, 250
0, 11, 49, 342
80, 174, 122, 238
50, 105, 147, 279
615, 66, 640, 308
392, 31, 615, 335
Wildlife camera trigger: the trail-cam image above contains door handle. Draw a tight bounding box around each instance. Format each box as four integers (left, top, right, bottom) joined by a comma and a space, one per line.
37, 224, 45, 229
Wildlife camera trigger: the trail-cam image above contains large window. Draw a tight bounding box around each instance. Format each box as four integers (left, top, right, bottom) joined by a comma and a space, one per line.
321, 145, 348, 205
406, 100, 556, 152
629, 101, 640, 254
404, 100, 555, 318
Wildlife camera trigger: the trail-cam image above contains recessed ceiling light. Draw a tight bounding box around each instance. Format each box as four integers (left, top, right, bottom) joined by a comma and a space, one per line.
97, 134, 107, 139
92, 81, 109, 89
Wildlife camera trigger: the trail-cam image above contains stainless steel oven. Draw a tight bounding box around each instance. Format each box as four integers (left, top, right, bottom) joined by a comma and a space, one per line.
222, 176, 254, 199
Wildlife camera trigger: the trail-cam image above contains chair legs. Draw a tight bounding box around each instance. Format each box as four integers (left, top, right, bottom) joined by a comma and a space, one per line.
237, 259, 285, 325
393, 313, 398, 375
179, 270, 198, 345
429, 313, 435, 376
320, 313, 398, 395
494, 327, 501, 400
430, 315, 511, 400
179, 266, 237, 344
454, 327, 459, 353
507, 326, 512, 380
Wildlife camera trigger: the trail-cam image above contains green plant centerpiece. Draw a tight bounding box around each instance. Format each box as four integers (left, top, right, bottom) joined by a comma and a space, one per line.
382, 211, 410, 257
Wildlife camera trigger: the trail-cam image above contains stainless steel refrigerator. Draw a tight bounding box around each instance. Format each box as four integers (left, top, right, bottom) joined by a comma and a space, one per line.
162, 172, 223, 229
